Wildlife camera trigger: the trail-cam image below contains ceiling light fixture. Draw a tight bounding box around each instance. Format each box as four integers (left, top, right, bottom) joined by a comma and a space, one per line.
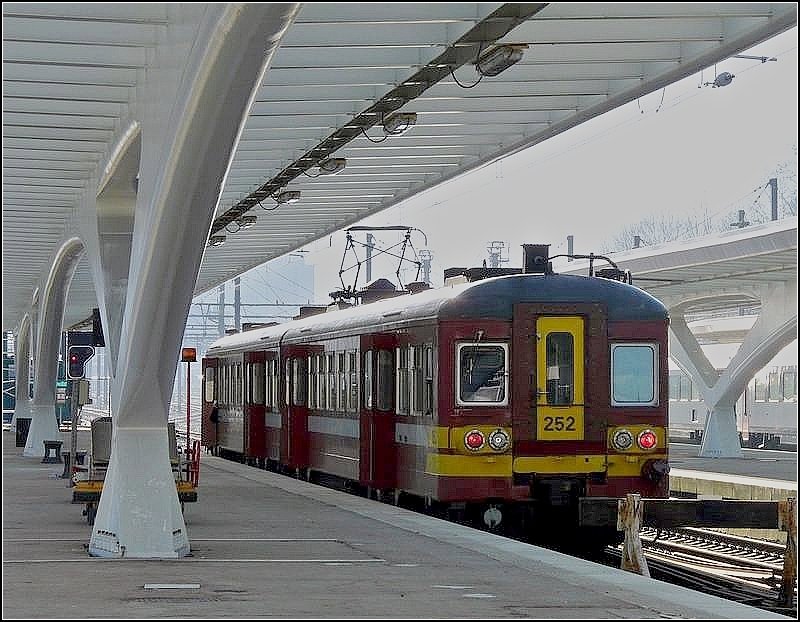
274, 190, 301, 204
207, 235, 226, 247
706, 71, 735, 88
236, 214, 257, 229
318, 157, 347, 175
475, 44, 528, 77
382, 111, 417, 135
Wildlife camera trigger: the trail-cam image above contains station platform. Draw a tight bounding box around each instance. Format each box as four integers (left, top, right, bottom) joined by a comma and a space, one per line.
667, 442, 796, 500
667, 443, 796, 541
2, 430, 791, 619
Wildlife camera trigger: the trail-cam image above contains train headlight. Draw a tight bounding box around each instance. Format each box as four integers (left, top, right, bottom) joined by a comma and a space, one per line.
488, 429, 510, 452
464, 429, 485, 451
637, 429, 658, 450
611, 428, 634, 451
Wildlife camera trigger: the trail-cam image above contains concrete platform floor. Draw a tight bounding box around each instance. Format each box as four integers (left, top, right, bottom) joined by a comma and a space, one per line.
2, 429, 789, 619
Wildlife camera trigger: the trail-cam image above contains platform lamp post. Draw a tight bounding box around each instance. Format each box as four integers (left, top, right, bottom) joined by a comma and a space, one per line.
180, 347, 197, 475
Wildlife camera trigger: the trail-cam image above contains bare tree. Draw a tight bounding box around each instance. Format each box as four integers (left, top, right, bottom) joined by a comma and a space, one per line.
603, 148, 797, 253
601, 210, 716, 253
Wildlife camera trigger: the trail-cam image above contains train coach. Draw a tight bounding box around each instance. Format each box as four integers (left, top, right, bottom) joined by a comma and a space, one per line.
201, 244, 670, 545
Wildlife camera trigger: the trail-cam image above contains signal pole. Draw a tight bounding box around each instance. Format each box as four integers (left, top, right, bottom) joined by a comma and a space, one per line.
769, 177, 778, 220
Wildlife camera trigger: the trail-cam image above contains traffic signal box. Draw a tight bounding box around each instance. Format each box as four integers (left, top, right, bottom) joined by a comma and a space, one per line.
67, 345, 95, 379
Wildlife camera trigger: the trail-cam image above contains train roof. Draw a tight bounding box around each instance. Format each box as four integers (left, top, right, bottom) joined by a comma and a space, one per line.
206, 272, 668, 354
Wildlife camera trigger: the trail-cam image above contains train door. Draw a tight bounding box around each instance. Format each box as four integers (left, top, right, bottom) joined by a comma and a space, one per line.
243, 350, 267, 459
512, 304, 604, 460
534, 316, 585, 442
201, 357, 219, 451
359, 333, 398, 491
280, 344, 310, 470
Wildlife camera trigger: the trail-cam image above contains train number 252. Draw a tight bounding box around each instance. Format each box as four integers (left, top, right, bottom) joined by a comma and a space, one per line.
543, 415, 576, 431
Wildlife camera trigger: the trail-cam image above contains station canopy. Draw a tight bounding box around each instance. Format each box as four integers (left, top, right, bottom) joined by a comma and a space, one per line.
2, 3, 797, 331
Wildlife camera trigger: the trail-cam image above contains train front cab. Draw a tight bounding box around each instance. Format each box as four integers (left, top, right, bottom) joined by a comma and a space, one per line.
432, 301, 668, 536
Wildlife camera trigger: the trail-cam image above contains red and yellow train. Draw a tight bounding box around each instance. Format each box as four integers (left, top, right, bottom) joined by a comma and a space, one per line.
201, 244, 670, 544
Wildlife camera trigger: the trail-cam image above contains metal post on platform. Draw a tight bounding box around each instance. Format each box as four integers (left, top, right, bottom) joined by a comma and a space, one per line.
68, 380, 78, 487
180, 347, 197, 480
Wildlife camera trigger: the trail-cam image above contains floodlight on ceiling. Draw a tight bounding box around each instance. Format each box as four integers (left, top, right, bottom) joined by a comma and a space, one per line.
475, 44, 528, 77
208, 235, 226, 247
236, 214, 257, 229
318, 157, 347, 175
274, 190, 301, 204
713, 72, 735, 87
383, 112, 417, 135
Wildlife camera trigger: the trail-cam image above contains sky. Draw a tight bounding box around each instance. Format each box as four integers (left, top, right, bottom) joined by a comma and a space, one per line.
279, 27, 798, 304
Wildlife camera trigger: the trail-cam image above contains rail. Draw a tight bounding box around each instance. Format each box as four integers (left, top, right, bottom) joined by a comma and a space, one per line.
581, 494, 797, 609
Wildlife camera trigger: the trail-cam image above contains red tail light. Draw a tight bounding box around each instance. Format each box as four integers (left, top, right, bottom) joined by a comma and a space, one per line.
464, 430, 485, 451
637, 429, 658, 450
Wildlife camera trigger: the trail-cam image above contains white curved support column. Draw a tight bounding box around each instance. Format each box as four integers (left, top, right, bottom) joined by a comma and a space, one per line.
89, 3, 300, 559
10, 314, 32, 430
90, 427, 184, 558
83, 123, 141, 380
670, 281, 797, 458
25, 241, 84, 457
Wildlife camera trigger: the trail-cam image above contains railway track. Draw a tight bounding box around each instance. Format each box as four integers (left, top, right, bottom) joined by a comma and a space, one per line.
599, 527, 796, 617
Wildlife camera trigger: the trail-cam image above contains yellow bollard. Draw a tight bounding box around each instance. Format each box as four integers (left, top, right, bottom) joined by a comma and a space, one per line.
618, 493, 650, 577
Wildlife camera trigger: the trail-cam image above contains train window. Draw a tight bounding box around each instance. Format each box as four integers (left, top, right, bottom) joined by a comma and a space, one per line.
348, 351, 359, 411
377, 349, 394, 412
545, 332, 574, 405
364, 350, 373, 410
411, 346, 425, 416
222, 363, 228, 406
292, 357, 307, 406
783, 370, 796, 401
668, 374, 680, 400
285, 359, 290, 406
456, 343, 508, 405
768, 371, 781, 401
318, 354, 328, 410
338, 353, 347, 411
308, 356, 317, 409
265, 359, 276, 409
611, 343, 658, 406
396, 347, 409, 415
251, 362, 265, 405
204, 367, 216, 402
754, 378, 767, 401
328, 353, 337, 410
235, 362, 243, 406
691, 379, 701, 401
680, 376, 691, 402
423, 345, 434, 416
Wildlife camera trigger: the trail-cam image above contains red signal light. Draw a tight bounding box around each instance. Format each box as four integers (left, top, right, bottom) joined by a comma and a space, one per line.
464, 429, 485, 451
67, 345, 95, 379
637, 429, 658, 450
